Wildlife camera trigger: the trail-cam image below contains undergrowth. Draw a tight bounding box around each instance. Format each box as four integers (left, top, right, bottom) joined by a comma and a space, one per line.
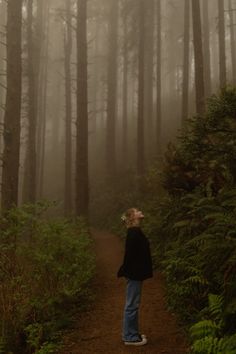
0, 201, 95, 353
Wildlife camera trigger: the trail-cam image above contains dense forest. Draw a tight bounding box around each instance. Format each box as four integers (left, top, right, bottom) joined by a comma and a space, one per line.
0, 0, 236, 353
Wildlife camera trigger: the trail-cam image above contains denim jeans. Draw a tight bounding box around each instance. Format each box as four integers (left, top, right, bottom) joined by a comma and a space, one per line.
122, 278, 143, 341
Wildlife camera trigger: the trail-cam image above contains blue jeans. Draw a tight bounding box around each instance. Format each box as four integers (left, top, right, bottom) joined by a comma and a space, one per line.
122, 278, 143, 341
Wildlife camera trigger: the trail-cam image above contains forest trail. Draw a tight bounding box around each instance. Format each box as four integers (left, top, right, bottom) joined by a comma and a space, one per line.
58, 230, 190, 354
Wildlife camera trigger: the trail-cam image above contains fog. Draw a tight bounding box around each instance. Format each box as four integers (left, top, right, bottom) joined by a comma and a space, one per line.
0, 0, 235, 220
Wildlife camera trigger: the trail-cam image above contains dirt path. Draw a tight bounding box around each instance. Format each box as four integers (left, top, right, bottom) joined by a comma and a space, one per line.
58, 230, 190, 354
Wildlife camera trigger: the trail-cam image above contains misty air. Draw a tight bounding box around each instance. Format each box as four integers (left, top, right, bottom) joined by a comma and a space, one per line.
0, 0, 236, 353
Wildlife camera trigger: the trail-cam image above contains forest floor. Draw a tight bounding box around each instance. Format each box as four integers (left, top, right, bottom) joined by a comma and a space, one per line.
58, 229, 190, 354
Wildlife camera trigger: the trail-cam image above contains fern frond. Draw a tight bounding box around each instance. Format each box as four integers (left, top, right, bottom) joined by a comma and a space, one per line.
186, 233, 217, 248
208, 294, 224, 322
173, 219, 191, 229
191, 336, 223, 354
222, 333, 236, 352
190, 320, 219, 340
183, 275, 209, 288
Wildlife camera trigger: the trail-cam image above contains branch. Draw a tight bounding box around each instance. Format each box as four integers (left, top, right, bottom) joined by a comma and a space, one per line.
0, 82, 7, 90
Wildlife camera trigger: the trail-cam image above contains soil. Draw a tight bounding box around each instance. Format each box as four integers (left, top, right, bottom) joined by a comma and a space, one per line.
58, 229, 190, 354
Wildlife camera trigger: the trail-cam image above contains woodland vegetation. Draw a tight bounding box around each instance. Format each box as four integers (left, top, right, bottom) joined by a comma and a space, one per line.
1, 0, 236, 353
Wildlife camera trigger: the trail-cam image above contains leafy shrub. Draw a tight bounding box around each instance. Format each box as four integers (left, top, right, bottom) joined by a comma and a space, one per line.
0, 202, 95, 353
139, 88, 236, 351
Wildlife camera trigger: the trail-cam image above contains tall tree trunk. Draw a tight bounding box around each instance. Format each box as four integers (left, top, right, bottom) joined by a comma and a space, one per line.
106, 0, 118, 176
0, 1, 6, 162
181, 0, 190, 126
218, 0, 227, 88
122, 12, 128, 165
192, 0, 205, 115
25, 0, 37, 203
137, 0, 145, 176
1, 0, 22, 210
76, 0, 89, 216
156, 0, 162, 154
64, 0, 73, 216
145, 0, 154, 158
228, 0, 236, 85
38, 0, 49, 198
202, 0, 211, 97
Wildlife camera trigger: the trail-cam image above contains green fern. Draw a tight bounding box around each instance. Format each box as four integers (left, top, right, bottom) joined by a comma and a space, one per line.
190, 320, 219, 340
191, 336, 224, 354
208, 294, 224, 322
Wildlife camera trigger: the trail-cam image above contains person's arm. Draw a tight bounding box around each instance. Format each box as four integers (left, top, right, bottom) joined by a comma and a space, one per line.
123, 233, 137, 267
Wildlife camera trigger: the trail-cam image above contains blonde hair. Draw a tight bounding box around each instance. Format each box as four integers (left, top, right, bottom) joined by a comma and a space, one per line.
121, 208, 137, 228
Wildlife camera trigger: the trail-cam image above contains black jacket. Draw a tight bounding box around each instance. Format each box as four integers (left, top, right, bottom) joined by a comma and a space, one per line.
117, 226, 153, 281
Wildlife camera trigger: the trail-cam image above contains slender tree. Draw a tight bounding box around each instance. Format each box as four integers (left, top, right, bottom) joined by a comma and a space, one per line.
228, 0, 236, 85
76, 0, 89, 216
106, 0, 118, 176
122, 9, 128, 165
191, 0, 205, 115
1, 0, 22, 209
202, 0, 212, 97
137, 0, 145, 176
25, 0, 37, 203
218, 0, 227, 88
37, 0, 49, 198
64, 0, 73, 216
0, 0, 6, 162
181, 0, 190, 126
156, 0, 162, 154
145, 0, 155, 156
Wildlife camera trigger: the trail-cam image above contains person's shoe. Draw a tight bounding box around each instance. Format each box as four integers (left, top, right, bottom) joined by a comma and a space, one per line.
124, 336, 147, 346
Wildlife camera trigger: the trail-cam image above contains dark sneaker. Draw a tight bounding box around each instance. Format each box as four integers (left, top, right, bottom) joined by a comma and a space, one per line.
124, 336, 147, 346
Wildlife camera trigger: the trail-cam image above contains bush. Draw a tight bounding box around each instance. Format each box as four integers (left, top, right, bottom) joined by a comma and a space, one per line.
139, 88, 236, 351
0, 202, 95, 353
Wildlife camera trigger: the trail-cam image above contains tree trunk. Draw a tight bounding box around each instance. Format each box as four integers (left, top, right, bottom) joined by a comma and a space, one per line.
228, 0, 236, 85
181, 0, 190, 126
202, 0, 211, 97
192, 0, 205, 115
106, 0, 118, 176
137, 0, 145, 176
25, 0, 37, 203
122, 11, 128, 166
38, 1, 49, 198
1, 0, 22, 210
64, 0, 73, 216
145, 0, 154, 158
156, 0, 162, 154
0, 1, 6, 164
76, 0, 89, 217
218, 0, 227, 88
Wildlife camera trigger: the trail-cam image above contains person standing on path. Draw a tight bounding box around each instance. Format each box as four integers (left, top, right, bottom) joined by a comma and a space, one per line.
117, 208, 153, 346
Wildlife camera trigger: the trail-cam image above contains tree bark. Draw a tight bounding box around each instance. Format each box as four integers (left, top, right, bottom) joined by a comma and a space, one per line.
38, 0, 49, 198
122, 11, 128, 166
64, 0, 73, 216
25, 0, 37, 203
145, 0, 154, 157
181, 0, 190, 126
106, 0, 118, 176
1, 0, 22, 210
0, 1, 6, 165
202, 0, 212, 97
228, 0, 236, 85
76, 0, 89, 216
218, 0, 227, 88
191, 0, 205, 115
156, 0, 162, 154
137, 0, 145, 176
